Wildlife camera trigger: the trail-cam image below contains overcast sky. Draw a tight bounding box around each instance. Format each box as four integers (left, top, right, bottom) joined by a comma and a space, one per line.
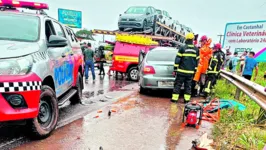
33, 0, 266, 43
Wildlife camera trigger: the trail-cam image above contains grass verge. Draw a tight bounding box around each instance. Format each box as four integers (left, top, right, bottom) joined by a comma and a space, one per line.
212, 63, 266, 150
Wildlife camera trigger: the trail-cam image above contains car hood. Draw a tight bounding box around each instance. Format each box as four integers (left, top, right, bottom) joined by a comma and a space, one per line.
121, 13, 145, 18
0, 40, 40, 59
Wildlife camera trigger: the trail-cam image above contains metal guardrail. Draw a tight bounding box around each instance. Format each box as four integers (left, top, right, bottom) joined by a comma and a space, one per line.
220, 70, 266, 123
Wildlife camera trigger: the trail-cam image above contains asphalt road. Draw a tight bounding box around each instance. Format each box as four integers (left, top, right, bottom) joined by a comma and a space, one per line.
0, 68, 135, 150
0, 68, 212, 150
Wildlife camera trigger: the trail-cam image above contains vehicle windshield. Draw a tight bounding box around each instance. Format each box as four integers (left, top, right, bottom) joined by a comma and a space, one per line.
156, 10, 162, 14
0, 13, 39, 42
126, 7, 147, 14
146, 50, 177, 62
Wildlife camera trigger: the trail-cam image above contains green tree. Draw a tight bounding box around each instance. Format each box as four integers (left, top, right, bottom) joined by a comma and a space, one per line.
76, 29, 94, 40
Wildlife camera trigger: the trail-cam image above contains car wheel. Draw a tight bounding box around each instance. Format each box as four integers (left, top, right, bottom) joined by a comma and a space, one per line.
27, 85, 59, 139
128, 67, 139, 81
70, 72, 82, 104
119, 28, 124, 31
139, 86, 147, 94
142, 20, 147, 31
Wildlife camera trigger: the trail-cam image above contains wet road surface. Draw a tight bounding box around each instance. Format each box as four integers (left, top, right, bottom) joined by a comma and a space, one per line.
11, 84, 213, 150
0, 68, 136, 150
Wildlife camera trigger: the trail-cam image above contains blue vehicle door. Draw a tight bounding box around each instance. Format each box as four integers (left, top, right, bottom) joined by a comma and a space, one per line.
51, 21, 74, 96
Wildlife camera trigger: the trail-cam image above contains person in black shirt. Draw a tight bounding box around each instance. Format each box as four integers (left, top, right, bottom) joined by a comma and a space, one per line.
98, 46, 105, 75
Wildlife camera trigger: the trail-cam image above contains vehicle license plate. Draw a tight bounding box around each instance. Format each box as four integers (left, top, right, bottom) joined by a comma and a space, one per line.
158, 81, 174, 87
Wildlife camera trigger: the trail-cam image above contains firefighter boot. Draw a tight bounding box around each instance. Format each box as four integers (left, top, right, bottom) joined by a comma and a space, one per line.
184, 94, 191, 104
171, 94, 179, 103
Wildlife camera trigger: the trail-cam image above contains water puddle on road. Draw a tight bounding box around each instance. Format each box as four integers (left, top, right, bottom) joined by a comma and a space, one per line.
14, 92, 213, 150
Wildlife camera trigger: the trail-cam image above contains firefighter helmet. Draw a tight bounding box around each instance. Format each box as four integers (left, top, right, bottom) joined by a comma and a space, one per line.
200, 35, 207, 41
185, 32, 194, 40
214, 43, 222, 49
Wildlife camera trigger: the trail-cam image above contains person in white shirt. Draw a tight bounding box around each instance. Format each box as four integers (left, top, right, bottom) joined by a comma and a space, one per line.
240, 51, 248, 73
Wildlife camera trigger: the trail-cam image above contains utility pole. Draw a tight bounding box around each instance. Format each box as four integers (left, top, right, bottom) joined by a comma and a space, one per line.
217, 34, 224, 44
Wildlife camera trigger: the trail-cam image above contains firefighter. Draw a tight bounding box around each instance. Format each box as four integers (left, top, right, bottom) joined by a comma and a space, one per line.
203, 43, 224, 97
171, 33, 200, 103
216, 43, 225, 80
194, 36, 213, 96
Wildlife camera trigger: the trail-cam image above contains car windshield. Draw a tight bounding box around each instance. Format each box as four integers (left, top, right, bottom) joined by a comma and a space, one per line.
0, 13, 39, 42
126, 7, 147, 14
156, 10, 162, 14
146, 50, 177, 62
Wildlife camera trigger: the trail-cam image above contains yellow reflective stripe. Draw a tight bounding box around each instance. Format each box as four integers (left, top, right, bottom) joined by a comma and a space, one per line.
208, 71, 218, 74
209, 58, 213, 68
177, 69, 194, 74
204, 82, 211, 93
174, 64, 179, 67
187, 45, 194, 47
213, 58, 218, 62
184, 94, 191, 101
183, 54, 197, 57
195, 67, 198, 70
196, 56, 200, 59
214, 65, 217, 72
177, 53, 182, 57
172, 94, 179, 101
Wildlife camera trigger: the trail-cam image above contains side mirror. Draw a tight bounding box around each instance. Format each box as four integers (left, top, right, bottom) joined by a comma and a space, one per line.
47, 35, 68, 47
119, 14, 122, 16
146, 12, 150, 15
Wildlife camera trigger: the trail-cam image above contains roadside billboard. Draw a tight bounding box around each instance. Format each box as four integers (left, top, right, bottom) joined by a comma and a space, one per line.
223, 20, 266, 57
58, 8, 82, 28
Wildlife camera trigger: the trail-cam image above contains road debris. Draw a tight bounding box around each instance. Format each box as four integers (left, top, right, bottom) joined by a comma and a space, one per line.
191, 133, 214, 150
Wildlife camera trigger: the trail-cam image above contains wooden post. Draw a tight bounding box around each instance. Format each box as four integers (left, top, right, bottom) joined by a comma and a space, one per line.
234, 88, 241, 100
257, 108, 266, 124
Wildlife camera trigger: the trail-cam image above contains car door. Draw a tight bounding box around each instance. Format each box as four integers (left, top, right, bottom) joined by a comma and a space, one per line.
64, 27, 83, 86
146, 7, 153, 26
150, 7, 156, 25
50, 20, 73, 96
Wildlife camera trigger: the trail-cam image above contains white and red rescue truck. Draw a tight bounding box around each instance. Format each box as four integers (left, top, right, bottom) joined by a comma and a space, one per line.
0, 0, 84, 138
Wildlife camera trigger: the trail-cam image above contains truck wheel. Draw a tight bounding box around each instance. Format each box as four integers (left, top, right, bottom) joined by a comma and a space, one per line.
70, 72, 82, 104
27, 85, 59, 139
128, 67, 138, 81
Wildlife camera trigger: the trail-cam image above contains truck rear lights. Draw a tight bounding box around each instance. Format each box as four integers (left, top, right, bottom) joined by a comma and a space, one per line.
0, 0, 48, 10
2, 93, 28, 108
143, 66, 155, 74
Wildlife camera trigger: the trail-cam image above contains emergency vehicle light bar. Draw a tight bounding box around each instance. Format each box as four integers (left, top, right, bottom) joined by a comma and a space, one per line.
0, 0, 48, 10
